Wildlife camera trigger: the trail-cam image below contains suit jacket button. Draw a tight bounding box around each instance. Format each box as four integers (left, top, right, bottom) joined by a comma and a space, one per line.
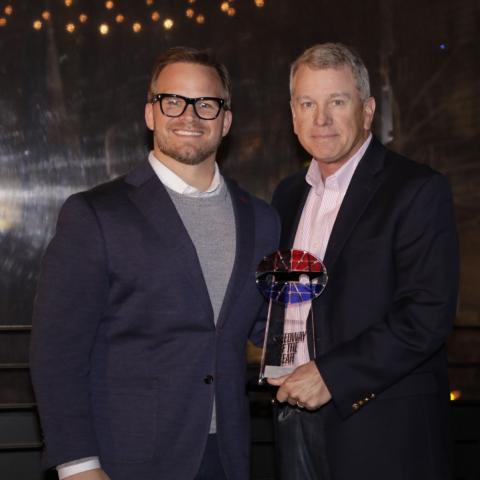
204, 375, 214, 384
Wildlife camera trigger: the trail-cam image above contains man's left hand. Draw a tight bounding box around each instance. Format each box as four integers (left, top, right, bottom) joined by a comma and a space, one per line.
267, 361, 332, 410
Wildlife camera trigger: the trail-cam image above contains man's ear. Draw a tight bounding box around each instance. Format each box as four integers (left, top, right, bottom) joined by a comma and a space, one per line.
222, 109, 233, 137
363, 97, 376, 130
145, 102, 154, 131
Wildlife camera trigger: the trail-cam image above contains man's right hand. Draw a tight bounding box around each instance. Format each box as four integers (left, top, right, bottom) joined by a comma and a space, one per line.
65, 469, 111, 480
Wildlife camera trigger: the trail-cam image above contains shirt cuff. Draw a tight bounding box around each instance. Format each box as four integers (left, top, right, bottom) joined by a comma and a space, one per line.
57, 457, 101, 479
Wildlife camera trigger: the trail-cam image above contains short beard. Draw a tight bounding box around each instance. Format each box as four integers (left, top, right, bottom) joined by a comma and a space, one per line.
159, 142, 219, 166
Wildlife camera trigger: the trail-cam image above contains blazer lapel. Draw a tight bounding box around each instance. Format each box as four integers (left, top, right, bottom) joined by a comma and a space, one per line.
125, 161, 213, 316
216, 179, 255, 329
323, 138, 386, 273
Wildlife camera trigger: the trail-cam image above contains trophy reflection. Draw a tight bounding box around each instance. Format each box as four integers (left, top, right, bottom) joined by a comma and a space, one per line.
256, 249, 328, 383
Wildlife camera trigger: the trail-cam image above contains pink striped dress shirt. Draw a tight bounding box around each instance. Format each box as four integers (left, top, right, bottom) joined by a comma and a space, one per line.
283, 135, 372, 368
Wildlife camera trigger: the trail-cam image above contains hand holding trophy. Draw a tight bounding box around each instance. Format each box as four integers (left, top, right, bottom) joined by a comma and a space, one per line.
256, 249, 328, 384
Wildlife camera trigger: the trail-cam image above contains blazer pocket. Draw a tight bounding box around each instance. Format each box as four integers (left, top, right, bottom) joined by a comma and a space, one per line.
92, 378, 157, 463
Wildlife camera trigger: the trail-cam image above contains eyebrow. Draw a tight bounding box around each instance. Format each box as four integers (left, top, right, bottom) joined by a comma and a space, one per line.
294, 92, 352, 101
328, 92, 352, 99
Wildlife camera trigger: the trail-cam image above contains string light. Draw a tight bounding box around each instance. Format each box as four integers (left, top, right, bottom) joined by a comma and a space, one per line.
99, 23, 109, 35
6, 3, 265, 34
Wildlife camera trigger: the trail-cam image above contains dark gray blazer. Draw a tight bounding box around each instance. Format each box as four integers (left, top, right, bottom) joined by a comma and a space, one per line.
30, 161, 279, 480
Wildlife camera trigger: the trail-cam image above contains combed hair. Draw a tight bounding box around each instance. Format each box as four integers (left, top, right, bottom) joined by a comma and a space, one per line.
290, 43, 371, 101
148, 46, 232, 108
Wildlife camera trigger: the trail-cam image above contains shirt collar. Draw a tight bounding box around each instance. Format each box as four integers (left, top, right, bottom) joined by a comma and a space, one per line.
306, 134, 372, 195
148, 151, 222, 198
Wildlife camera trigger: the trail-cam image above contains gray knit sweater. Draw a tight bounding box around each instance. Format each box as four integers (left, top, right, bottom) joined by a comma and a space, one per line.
166, 179, 236, 434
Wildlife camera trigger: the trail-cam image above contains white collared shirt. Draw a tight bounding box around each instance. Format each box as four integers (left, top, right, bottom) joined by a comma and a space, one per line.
148, 151, 222, 197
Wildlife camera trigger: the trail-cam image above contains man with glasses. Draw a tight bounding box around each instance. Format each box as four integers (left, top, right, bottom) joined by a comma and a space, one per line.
31, 47, 279, 480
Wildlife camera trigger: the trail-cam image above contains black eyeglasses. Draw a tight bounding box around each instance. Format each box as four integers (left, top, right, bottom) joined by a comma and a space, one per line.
151, 93, 228, 120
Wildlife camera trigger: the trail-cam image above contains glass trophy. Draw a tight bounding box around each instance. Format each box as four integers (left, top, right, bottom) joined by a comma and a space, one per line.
256, 249, 328, 384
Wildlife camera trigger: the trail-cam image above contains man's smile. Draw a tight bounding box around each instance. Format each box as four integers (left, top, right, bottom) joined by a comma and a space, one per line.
172, 128, 203, 137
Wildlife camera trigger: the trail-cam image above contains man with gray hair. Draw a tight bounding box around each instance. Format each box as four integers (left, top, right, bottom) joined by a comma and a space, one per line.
268, 43, 458, 480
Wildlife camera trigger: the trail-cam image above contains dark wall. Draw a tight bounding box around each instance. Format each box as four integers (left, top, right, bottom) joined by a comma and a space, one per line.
0, 0, 479, 477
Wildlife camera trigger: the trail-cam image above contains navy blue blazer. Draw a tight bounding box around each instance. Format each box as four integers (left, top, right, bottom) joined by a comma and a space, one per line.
30, 160, 279, 480
272, 138, 459, 480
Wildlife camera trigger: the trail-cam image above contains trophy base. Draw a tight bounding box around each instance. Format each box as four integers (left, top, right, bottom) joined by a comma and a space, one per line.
259, 365, 296, 383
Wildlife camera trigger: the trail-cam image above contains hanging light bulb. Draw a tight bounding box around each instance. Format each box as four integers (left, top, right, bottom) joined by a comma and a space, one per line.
196, 14, 205, 24
99, 23, 109, 35
66, 23, 76, 33
132, 22, 142, 32
163, 18, 173, 29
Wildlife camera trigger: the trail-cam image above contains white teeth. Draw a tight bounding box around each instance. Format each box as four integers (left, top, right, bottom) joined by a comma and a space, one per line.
174, 129, 202, 136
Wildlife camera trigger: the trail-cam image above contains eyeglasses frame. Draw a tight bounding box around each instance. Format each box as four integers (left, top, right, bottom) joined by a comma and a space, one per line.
150, 93, 228, 120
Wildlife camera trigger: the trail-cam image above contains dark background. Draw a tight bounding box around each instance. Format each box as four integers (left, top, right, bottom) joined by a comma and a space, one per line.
0, 0, 479, 478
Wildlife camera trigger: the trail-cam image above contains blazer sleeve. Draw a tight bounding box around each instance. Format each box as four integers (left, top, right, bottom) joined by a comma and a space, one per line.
30, 193, 109, 468
316, 173, 459, 418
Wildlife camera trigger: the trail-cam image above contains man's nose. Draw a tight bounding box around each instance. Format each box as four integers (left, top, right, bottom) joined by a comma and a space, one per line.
313, 106, 332, 126
182, 103, 197, 120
